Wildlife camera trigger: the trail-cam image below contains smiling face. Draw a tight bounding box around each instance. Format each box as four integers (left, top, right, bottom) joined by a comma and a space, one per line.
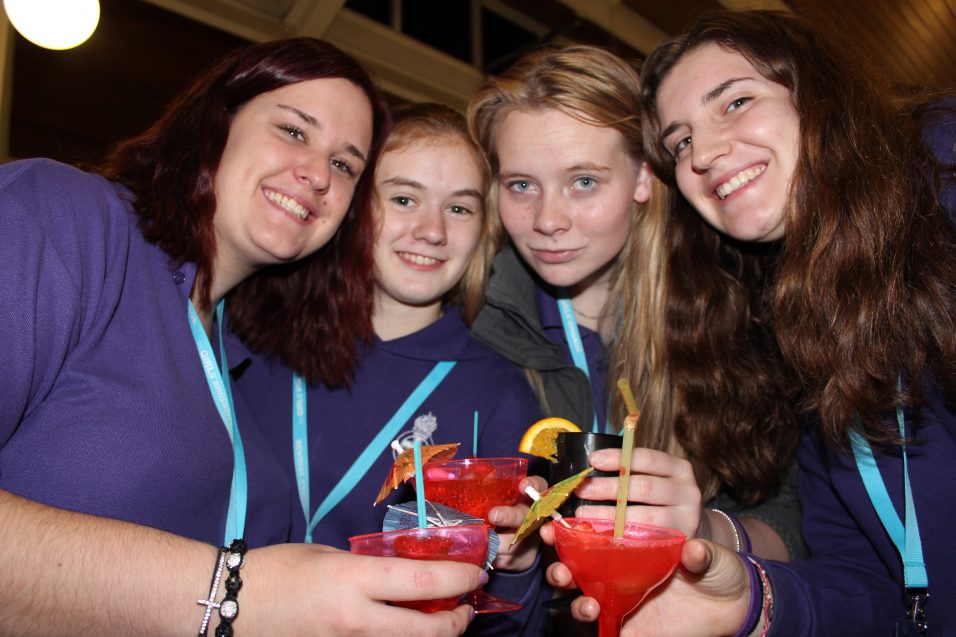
494, 108, 652, 297
372, 137, 484, 316
656, 43, 800, 243
211, 77, 373, 291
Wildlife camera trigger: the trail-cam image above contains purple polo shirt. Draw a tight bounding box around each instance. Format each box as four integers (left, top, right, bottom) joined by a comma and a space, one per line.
0, 159, 293, 548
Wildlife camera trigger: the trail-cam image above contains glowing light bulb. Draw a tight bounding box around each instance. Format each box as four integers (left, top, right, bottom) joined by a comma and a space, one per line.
3, 0, 100, 50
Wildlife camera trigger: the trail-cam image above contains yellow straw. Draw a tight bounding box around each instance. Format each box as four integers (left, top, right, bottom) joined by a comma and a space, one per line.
614, 379, 640, 537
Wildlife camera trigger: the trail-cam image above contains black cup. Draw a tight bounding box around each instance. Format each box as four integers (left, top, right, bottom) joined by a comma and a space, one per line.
551, 431, 622, 517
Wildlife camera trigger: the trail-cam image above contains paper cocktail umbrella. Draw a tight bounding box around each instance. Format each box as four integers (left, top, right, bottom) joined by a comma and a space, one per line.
510, 467, 594, 545
373, 442, 459, 505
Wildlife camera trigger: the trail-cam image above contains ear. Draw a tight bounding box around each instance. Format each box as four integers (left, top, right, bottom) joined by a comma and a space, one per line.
633, 161, 654, 204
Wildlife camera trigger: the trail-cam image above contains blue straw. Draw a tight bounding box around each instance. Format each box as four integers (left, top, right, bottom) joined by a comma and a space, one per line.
473, 411, 479, 457
413, 440, 426, 528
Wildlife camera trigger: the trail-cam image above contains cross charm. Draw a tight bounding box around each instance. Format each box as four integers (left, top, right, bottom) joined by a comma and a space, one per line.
197, 550, 227, 636
196, 596, 221, 636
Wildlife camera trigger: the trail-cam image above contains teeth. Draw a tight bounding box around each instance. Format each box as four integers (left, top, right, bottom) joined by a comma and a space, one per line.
716, 165, 766, 199
399, 252, 440, 266
265, 189, 309, 220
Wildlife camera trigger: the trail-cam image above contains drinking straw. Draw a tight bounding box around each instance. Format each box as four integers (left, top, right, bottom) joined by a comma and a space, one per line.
473, 411, 479, 457
614, 378, 640, 538
413, 440, 427, 528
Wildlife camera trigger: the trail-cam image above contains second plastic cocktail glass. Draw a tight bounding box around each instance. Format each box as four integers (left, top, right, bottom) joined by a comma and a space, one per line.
418, 457, 528, 612
553, 517, 685, 637
348, 524, 490, 613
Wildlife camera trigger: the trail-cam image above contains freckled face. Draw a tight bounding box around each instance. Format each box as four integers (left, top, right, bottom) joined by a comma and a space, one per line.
494, 108, 652, 297
656, 43, 800, 242
212, 77, 373, 286
372, 139, 484, 312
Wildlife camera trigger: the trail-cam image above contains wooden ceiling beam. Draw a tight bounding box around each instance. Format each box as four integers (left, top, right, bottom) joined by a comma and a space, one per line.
558, 0, 668, 54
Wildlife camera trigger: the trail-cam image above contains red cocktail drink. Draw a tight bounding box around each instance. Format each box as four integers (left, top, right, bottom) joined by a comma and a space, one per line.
418, 457, 527, 520
349, 524, 489, 613
416, 457, 528, 613
553, 517, 685, 637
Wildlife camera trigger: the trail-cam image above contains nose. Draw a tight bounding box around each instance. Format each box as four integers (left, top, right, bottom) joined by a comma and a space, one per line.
294, 153, 331, 193
532, 192, 572, 236
412, 207, 447, 245
690, 126, 730, 173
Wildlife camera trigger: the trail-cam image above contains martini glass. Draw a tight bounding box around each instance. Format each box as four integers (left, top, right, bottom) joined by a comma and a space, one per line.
417, 457, 528, 613
349, 524, 490, 613
553, 517, 685, 637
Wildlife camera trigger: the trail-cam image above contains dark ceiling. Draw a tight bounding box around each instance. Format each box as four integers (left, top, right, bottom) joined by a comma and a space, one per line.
8, 0, 956, 167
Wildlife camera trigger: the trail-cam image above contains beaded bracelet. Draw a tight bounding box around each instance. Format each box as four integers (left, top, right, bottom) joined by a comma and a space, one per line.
748, 557, 774, 637
215, 539, 247, 637
709, 508, 752, 553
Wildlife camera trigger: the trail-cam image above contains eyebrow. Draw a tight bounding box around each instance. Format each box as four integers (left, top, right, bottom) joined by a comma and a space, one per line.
380, 177, 482, 200
660, 76, 754, 141
498, 162, 611, 180
380, 176, 424, 190
567, 162, 612, 173
277, 103, 368, 164
702, 76, 753, 105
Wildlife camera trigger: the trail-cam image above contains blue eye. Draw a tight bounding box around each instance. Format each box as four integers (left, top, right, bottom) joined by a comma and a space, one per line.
572, 176, 596, 190
507, 180, 535, 193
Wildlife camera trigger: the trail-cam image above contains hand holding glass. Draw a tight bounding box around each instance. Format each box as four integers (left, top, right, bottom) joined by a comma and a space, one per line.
348, 524, 490, 613
553, 517, 685, 637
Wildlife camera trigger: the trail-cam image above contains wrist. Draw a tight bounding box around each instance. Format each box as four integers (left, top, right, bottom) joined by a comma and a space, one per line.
731, 555, 761, 637
732, 556, 774, 637
708, 508, 752, 553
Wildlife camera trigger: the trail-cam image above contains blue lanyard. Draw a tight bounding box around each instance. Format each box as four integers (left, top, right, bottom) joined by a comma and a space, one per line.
556, 294, 603, 433
187, 299, 247, 545
849, 383, 928, 590
291, 361, 456, 543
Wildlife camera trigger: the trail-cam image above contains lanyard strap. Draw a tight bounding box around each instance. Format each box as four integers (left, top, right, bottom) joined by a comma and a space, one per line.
556, 294, 602, 433
292, 360, 456, 543
849, 383, 928, 589
187, 299, 247, 545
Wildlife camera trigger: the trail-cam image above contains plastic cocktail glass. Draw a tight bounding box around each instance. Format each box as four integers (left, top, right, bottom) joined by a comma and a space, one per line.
348, 524, 490, 613
419, 457, 528, 520
553, 517, 686, 637
417, 457, 528, 613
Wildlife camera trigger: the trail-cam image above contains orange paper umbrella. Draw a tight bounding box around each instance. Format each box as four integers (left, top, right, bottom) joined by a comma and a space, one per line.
511, 467, 594, 545
373, 442, 460, 505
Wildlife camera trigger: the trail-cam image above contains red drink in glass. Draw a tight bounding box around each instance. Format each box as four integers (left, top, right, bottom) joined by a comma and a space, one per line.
416, 457, 528, 613
349, 524, 489, 613
553, 517, 685, 637
418, 457, 527, 520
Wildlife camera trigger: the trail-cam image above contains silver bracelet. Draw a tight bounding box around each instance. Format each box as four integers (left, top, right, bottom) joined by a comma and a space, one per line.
709, 508, 742, 552
197, 548, 228, 637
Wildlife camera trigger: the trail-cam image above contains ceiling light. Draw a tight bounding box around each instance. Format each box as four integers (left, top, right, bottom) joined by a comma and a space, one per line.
3, 0, 100, 50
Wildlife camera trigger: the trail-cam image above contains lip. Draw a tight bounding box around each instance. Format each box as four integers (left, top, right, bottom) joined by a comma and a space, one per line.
397, 250, 445, 270
710, 163, 767, 201
530, 248, 581, 264
263, 186, 316, 223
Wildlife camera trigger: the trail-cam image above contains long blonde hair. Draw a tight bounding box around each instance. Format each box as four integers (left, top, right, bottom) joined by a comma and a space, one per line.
467, 44, 682, 487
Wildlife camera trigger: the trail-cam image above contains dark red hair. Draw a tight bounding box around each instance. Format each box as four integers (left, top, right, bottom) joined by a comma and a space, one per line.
101, 38, 389, 384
